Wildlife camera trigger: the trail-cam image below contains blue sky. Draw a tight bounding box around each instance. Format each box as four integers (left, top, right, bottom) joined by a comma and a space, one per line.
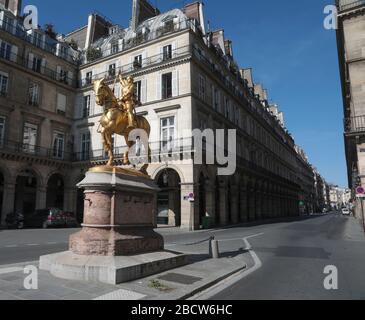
22, 0, 346, 186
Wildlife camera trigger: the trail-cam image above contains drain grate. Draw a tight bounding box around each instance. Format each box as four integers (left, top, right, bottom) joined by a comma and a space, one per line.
158, 273, 202, 285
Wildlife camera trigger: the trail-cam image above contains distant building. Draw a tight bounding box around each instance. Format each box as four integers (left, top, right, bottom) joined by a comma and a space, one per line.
336, 0, 365, 219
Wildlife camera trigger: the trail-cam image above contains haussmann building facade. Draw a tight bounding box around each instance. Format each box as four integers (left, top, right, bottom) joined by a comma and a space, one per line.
0, 0, 320, 230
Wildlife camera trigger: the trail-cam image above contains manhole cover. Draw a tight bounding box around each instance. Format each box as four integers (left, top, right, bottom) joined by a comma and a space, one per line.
158, 273, 202, 285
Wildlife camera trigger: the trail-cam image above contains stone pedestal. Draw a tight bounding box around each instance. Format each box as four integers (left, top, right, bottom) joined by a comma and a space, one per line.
40, 167, 188, 284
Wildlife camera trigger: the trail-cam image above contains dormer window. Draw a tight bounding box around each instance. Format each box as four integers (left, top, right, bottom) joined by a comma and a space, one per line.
60, 46, 68, 59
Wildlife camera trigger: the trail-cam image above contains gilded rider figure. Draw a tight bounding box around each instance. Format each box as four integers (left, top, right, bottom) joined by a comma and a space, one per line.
119, 75, 137, 129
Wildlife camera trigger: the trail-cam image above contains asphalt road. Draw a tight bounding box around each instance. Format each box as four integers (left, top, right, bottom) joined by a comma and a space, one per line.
211, 213, 365, 300
0, 214, 364, 300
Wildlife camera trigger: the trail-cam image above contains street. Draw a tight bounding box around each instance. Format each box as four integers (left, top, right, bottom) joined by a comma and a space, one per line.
0, 213, 364, 299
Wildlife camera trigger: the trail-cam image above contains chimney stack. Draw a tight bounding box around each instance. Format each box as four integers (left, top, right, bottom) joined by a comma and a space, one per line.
0, 0, 22, 16
131, 0, 160, 32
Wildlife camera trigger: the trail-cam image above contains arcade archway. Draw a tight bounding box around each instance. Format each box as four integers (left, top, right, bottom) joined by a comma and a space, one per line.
156, 168, 181, 227
14, 170, 37, 216
46, 174, 64, 209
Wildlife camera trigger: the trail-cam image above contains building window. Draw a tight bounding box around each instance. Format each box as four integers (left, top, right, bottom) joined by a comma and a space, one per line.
33, 32, 42, 48
85, 71, 93, 85
28, 82, 39, 106
0, 72, 9, 96
0, 116, 5, 147
133, 55, 142, 69
199, 75, 206, 101
59, 68, 67, 83
162, 72, 172, 100
3, 15, 14, 33
163, 45, 172, 61
23, 123, 38, 154
0, 41, 11, 60
83, 95, 91, 118
111, 42, 119, 54
60, 46, 68, 59
135, 80, 142, 103
108, 63, 116, 77
213, 87, 220, 111
53, 132, 65, 159
81, 132, 91, 161
57, 93, 66, 115
161, 116, 175, 152
225, 97, 230, 118
32, 56, 42, 73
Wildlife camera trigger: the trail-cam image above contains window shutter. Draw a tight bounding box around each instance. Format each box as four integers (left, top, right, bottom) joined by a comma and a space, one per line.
172, 42, 177, 58
172, 70, 179, 97
28, 53, 34, 69
141, 78, 147, 103
57, 93, 67, 113
41, 58, 46, 74
156, 73, 162, 100
68, 71, 73, 86
11, 45, 17, 63
56, 66, 61, 80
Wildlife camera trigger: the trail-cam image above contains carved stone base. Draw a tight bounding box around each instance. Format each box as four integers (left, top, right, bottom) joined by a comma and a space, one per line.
70, 227, 163, 256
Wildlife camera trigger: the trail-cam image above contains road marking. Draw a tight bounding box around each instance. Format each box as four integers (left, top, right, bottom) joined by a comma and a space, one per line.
189, 232, 264, 300
93, 289, 146, 300
4, 245, 18, 248
0, 267, 23, 275
26, 244, 39, 246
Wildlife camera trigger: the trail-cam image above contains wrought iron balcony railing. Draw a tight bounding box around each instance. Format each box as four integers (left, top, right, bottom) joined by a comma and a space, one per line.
80, 45, 191, 87
0, 139, 74, 161
0, 15, 79, 64
338, 0, 365, 11
0, 50, 77, 87
344, 115, 365, 133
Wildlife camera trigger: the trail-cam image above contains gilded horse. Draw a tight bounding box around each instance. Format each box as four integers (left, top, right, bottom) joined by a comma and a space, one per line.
93, 78, 151, 167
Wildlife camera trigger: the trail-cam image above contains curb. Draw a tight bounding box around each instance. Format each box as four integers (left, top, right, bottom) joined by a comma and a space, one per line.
176, 263, 247, 300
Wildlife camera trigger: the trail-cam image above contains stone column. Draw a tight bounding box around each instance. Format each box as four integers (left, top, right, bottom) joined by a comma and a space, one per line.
36, 186, 47, 210
64, 187, 77, 212
1, 183, 15, 225
180, 183, 197, 230
240, 181, 248, 222
248, 179, 256, 221
255, 181, 262, 220
231, 185, 239, 224
205, 182, 216, 225
219, 180, 228, 226
168, 189, 176, 227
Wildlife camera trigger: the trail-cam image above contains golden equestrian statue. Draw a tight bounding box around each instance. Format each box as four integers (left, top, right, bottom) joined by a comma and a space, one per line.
93, 74, 151, 168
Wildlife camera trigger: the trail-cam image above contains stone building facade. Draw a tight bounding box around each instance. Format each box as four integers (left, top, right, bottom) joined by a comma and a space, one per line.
0, 0, 320, 230
336, 0, 365, 219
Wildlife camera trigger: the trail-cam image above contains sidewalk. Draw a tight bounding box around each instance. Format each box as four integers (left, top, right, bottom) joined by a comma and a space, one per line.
0, 237, 250, 300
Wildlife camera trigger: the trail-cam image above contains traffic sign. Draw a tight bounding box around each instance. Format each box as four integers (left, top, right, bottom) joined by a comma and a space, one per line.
356, 187, 365, 195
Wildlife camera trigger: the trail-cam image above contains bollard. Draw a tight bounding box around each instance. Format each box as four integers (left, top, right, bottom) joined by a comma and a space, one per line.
211, 240, 220, 259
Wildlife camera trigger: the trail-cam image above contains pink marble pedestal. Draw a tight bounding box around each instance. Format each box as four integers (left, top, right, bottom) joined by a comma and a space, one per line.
70, 170, 163, 256
39, 169, 188, 284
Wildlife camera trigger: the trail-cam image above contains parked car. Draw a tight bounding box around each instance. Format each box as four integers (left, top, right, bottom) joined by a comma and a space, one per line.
5, 212, 24, 229
342, 208, 351, 216
24, 208, 65, 229
62, 212, 80, 228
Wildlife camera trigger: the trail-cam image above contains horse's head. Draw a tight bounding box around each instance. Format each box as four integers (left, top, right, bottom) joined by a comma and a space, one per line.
93, 78, 108, 106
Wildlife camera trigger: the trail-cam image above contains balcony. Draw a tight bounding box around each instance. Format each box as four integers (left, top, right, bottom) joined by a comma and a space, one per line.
73, 138, 194, 163
338, 0, 365, 11
82, 19, 195, 65
80, 45, 191, 87
0, 15, 78, 64
344, 115, 365, 133
0, 50, 77, 87
0, 139, 73, 162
